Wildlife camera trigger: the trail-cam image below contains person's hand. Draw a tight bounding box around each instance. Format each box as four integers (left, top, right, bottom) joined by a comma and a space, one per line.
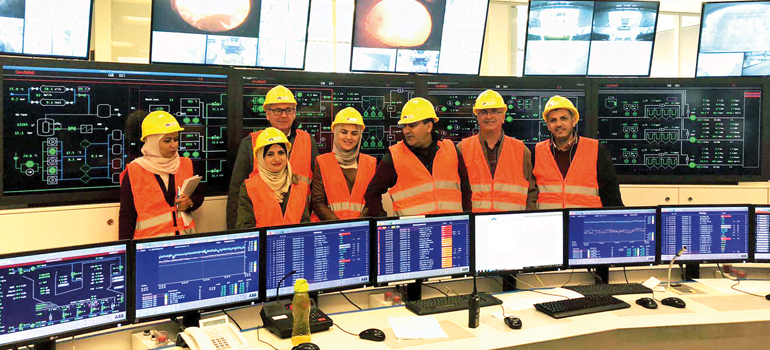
176, 194, 193, 211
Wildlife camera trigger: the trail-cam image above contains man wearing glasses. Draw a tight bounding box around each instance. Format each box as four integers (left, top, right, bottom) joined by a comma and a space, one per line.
226, 85, 318, 229
457, 90, 537, 212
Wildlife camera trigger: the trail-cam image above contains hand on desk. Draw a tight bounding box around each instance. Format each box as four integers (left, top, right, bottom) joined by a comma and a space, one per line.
176, 194, 193, 211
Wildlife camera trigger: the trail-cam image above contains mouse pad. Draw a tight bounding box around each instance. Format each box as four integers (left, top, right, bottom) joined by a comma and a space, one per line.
692, 295, 770, 312
381, 320, 474, 349
481, 307, 572, 332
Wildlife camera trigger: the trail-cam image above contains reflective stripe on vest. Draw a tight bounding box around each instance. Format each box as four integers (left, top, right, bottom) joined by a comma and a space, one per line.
533, 137, 602, 209
121, 158, 196, 239
460, 135, 529, 213
317, 153, 376, 219
388, 139, 463, 216
250, 129, 313, 185
244, 175, 309, 228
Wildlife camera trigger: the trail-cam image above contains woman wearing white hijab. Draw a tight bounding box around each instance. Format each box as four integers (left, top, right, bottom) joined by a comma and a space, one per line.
119, 111, 205, 239
311, 108, 376, 220
236, 127, 311, 228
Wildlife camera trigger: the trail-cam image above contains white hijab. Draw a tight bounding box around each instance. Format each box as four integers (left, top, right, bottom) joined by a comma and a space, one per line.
131, 134, 180, 181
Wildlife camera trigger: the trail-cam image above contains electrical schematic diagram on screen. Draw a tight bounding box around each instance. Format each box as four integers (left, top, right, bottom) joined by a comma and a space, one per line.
2, 65, 229, 195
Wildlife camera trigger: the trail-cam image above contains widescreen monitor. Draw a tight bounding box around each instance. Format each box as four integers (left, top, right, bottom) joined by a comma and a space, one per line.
568, 207, 657, 267
660, 206, 750, 262
264, 220, 371, 298
0, 242, 128, 349
697, 1, 770, 77
134, 230, 261, 321
755, 206, 770, 261
524, 0, 658, 76
151, 0, 311, 68
376, 214, 471, 284
0, 0, 93, 59
474, 210, 565, 275
350, 0, 490, 74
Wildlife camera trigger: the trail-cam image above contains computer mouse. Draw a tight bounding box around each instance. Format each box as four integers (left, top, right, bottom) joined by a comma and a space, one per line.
766, 294, 770, 301
504, 316, 522, 329
635, 297, 658, 309
292, 342, 320, 350
661, 297, 686, 309
359, 328, 386, 341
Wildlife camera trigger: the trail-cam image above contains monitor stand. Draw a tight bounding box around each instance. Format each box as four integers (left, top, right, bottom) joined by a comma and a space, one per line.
34, 340, 55, 350
502, 274, 517, 292
594, 267, 609, 285
179, 310, 201, 329
684, 263, 699, 281
406, 280, 422, 301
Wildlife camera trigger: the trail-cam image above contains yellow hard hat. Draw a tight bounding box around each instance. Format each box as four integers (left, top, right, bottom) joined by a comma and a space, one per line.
263, 85, 297, 110
331, 107, 366, 130
398, 97, 439, 125
542, 95, 579, 123
141, 110, 184, 141
254, 127, 291, 153
473, 89, 507, 114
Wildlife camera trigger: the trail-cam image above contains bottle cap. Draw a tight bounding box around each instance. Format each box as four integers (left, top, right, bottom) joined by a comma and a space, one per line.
294, 278, 309, 292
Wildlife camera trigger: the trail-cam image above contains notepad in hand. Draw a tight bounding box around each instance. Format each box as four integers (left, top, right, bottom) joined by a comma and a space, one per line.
180, 175, 202, 197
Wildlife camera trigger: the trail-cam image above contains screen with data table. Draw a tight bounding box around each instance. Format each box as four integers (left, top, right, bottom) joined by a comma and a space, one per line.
568, 208, 657, 266
376, 214, 471, 284
2, 63, 229, 200
597, 81, 763, 179
425, 79, 587, 147
754, 207, 770, 261
134, 231, 260, 320
660, 206, 750, 262
241, 72, 415, 159
475, 210, 565, 274
265, 220, 370, 298
0, 243, 127, 348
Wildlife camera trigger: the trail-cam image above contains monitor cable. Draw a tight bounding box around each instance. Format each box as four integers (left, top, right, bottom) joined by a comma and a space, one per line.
533, 273, 546, 288
423, 283, 449, 297
439, 279, 459, 296
255, 327, 279, 350
560, 269, 575, 288
506, 274, 569, 300
623, 266, 630, 284
339, 290, 362, 310
334, 323, 359, 336
222, 309, 243, 331
716, 263, 767, 298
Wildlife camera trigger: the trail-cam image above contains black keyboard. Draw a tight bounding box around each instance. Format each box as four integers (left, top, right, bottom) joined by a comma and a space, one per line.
565, 283, 652, 297
534, 295, 630, 319
405, 292, 503, 316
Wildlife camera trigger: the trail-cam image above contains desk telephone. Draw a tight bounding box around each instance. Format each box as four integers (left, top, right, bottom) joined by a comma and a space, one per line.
178, 315, 251, 350
260, 299, 333, 339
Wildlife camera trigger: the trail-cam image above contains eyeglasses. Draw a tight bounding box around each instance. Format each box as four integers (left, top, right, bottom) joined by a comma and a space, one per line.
476, 109, 504, 117
267, 107, 296, 116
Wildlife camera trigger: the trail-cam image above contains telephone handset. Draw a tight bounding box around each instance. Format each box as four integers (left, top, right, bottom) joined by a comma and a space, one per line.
179, 316, 251, 350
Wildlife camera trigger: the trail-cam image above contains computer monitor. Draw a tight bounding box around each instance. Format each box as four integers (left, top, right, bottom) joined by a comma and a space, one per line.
595, 78, 764, 183
133, 230, 261, 323
150, 0, 311, 68
350, 0, 490, 74
1, 58, 230, 206
0, 242, 128, 349
264, 220, 371, 298
567, 207, 658, 267
239, 70, 416, 159
660, 205, 751, 263
0, 0, 93, 59
474, 210, 565, 275
376, 214, 471, 284
755, 206, 770, 261
424, 77, 589, 148
697, 1, 770, 77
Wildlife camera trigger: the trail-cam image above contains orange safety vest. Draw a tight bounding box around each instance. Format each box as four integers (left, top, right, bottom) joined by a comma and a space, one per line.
317, 153, 376, 219
250, 129, 313, 185
533, 137, 602, 209
460, 135, 529, 212
388, 139, 463, 216
121, 158, 196, 239
243, 175, 309, 228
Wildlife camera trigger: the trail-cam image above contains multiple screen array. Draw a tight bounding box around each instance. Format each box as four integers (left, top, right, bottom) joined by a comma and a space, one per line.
0, 57, 768, 206
4, 204, 770, 348
524, 0, 660, 76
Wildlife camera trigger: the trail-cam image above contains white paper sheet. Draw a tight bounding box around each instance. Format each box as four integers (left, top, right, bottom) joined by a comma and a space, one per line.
388, 316, 448, 340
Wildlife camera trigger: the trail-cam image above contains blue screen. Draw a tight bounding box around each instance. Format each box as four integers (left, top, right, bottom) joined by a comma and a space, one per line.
661, 206, 750, 261
265, 220, 370, 298
568, 208, 657, 266
134, 231, 260, 320
376, 215, 471, 284
0, 244, 127, 347
756, 207, 770, 260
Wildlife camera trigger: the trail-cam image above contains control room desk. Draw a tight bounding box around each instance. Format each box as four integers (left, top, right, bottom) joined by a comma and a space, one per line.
64, 280, 770, 350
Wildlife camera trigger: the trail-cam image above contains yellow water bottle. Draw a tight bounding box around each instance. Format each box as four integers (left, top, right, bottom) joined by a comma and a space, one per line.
291, 278, 311, 346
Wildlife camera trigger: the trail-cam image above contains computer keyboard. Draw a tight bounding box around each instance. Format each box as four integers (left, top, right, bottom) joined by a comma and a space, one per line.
565, 283, 652, 297
405, 292, 503, 316
534, 295, 630, 319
